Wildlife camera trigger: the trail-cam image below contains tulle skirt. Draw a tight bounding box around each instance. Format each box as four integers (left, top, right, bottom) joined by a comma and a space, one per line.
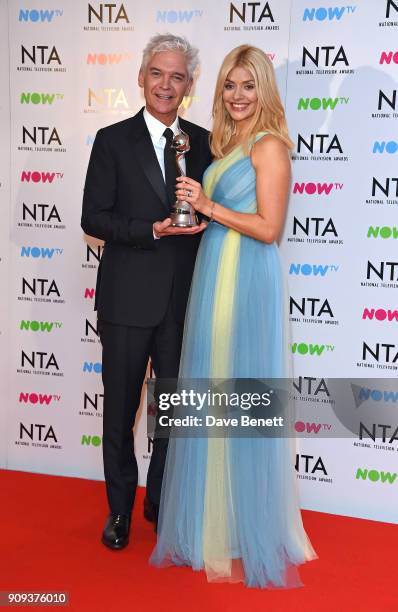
150, 222, 316, 588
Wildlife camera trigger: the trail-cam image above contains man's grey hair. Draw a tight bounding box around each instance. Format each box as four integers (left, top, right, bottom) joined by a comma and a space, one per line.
141, 33, 199, 79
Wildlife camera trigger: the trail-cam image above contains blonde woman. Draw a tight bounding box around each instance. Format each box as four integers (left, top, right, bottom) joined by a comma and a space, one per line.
150, 45, 316, 588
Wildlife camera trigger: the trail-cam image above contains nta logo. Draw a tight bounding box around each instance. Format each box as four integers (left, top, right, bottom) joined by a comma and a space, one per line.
20, 422, 57, 442
19, 9, 63, 22
22, 277, 60, 297
83, 393, 104, 411
297, 133, 343, 154
371, 177, 398, 197
22, 126, 61, 146
362, 342, 398, 363
21, 45, 61, 65
302, 45, 349, 67
21, 351, 59, 370
366, 260, 398, 281
88, 88, 129, 109
290, 297, 334, 318
378, 89, 397, 110
386, 0, 398, 17
229, 2, 274, 23
303, 6, 356, 21
88, 3, 129, 23
295, 454, 327, 474
359, 422, 398, 444
293, 217, 337, 237
23, 203, 61, 223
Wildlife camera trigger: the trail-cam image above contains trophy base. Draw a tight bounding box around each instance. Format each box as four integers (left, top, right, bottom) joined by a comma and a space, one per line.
170, 208, 198, 228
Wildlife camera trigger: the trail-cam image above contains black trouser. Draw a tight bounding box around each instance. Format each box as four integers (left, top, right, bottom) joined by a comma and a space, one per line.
98, 302, 183, 516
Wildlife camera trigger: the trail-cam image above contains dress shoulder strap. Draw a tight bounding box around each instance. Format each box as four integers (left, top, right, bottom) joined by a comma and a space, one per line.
254, 131, 269, 143
248, 131, 269, 152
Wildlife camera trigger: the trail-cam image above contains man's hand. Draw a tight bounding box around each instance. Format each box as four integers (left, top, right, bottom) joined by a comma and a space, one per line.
153, 218, 207, 238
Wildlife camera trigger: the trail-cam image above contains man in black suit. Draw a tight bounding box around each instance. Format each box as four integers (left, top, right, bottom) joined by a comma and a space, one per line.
81, 34, 212, 549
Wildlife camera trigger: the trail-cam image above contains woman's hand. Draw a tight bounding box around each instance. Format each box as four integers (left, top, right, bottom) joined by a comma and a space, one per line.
176, 176, 213, 216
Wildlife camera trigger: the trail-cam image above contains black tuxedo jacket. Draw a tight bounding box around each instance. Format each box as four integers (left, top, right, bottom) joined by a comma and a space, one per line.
81, 108, 212, 327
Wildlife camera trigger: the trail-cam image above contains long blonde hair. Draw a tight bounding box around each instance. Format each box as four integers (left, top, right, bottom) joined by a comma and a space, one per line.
211, 45, 293, 158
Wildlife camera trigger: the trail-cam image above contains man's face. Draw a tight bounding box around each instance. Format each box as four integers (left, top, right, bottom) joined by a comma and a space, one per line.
138, 51, 192, 125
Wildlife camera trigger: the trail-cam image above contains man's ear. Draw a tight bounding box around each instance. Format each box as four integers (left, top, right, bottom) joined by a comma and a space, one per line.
138, 69, 144, 88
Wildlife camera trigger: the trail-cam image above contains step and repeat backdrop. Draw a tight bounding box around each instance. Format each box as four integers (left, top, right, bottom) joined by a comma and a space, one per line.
1, 0, 397, 523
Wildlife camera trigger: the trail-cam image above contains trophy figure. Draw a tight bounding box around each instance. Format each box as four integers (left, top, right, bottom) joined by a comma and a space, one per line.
170, 130, 198, 227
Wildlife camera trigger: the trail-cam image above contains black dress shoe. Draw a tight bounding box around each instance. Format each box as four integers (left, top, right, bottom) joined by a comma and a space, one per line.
143, 497, 159, 530
101, 514, 130, 550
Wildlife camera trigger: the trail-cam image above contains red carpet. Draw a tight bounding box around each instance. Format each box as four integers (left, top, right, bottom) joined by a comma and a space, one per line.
1, 469, 397, 612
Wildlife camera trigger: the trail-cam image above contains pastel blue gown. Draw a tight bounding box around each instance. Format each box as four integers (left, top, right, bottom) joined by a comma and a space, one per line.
150, 134, 316, 588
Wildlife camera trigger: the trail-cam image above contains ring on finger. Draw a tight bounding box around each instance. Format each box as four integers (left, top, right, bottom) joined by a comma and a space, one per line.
187, 189, 193, 198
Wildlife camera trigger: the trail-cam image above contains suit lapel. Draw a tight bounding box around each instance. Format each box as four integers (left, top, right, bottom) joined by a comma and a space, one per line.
131, 110, 169, 211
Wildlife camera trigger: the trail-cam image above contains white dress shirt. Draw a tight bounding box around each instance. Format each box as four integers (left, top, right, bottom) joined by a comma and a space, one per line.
143, 108, 186, 178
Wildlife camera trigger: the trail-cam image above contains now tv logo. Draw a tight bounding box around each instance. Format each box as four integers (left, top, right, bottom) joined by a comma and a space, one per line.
297, 97, 349, 110
86, 52, 132, 65
20, 320, 62, 332
19, 392, 61, 405
379, 51, 398, 64
289, 263, 339, 276
373, 141, 398, 154
356, 468, 397, 484
81, 434, 102, 446
156, 9, 203, 23
83, 361, 102, 373
358, 387, 398, 402
20, 246, 63, 258
20, 92, 63, 104
19, 9, 63, 22
303, 6, 356, 21
84, 288, 95, 299
290, 342, 335, 356
293, 182, 343, 195
362, 308, 398, 322
295, 421, 332, 433
367, 226, 398, 239
20, 171, 63, 183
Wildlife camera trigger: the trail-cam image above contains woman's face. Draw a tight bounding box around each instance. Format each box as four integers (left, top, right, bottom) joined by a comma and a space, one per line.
222, 65, 258, 127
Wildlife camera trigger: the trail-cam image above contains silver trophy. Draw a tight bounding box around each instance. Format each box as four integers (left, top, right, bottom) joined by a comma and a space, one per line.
170, 130, 198, 227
